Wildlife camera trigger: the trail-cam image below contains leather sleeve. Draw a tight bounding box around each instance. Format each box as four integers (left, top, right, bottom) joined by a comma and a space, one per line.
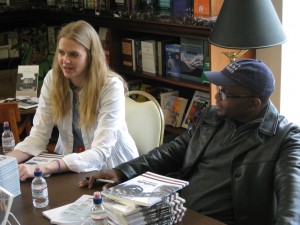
115, 128, 192, 180
274, 122, 300, 225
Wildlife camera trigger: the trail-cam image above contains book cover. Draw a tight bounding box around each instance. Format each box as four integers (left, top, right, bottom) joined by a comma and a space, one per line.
165, 44, 181, 78
127, 79, 143, 101
99, 27, 111, 65
122, 38, 136, 71
172, 0, 191, 17
102, 171, 189, 207
47, 26, 58, 54
141, 39, 157, 75
7, 31, 19, 58
165, 96, 188, 127
16, 96, 39, 109
25, 153, 63, 166
0, 186, 14, 225
193, 0, 211, 18
43, 194, 93, 224
180, 37, 204, 82
160, 90, 179, 118
157, 38, 178, 76
182, 90, 210, 129
137, 83, 152, 102
16, 65, 39, 98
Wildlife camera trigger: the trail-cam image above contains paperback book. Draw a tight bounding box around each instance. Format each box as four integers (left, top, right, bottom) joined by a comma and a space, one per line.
16, 65, 39, 98
182, 90, 210, 129
180, 37, 204, 82
165, 44, 181, 78
25, 153, 63, 165
43, 194, 93, 224
164, 96, 188, 127
102, 171, 189, 208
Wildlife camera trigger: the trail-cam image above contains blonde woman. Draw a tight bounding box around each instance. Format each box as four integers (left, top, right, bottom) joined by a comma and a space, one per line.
8, 20, 138, 180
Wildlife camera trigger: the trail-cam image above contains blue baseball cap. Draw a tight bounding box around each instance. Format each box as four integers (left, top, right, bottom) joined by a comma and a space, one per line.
204, 59, 275, 98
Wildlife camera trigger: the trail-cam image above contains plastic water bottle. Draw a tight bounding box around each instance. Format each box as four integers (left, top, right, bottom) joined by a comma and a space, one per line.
31, 166, 49, 208
2, 121, 15, 154
91, 191, 107, 224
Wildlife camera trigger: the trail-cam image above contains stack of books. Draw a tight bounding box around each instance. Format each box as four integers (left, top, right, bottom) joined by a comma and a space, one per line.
102, 171, 189, 225
0, 155, 21, 197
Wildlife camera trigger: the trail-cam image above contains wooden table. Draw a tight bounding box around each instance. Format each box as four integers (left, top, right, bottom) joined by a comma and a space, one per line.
9, 171, 225, 225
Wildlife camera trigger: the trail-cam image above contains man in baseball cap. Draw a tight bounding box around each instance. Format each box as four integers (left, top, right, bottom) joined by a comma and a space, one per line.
205, 58, 275, 100
81, 59, 300, 225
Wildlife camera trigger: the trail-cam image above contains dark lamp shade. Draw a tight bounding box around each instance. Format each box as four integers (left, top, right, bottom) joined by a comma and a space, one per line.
209, 0, 287, 49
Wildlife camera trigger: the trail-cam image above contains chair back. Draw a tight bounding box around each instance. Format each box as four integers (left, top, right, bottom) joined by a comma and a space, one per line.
0, 102, 21, 143
125, 91, 165, 155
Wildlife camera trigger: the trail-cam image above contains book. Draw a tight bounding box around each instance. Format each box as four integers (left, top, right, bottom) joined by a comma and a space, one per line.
122, 38, 136, 71
47, 26, 58, 54
193, 0, 211, 18
25, 152, 63, 177
141, 39, 157, 75
157, 38, 177, 76
43, 194, 93, 224
99, 27, 111, 65
0, 186, 14, 225
104, 192, 187, 224
165, 44, 181, 78
172, 0, 191, 17
7, 31, 19, 58
182, 90, 210, 129
102, 171, 189, 208
127, 79, 143, 101
180, 37, 204, 82
25, 152, 63, 165
0, 155, 21, 197
160, 90, 179, 118
16, 96, 39, 109
164, 96, 188, 127
137, 83, 152, 102
16, 65, 39, 98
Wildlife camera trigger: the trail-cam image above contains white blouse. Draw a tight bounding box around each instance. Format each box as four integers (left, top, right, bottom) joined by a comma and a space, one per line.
15, 69, 138, 172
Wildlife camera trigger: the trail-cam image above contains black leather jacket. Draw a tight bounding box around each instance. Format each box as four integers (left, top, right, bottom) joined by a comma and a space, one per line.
116, 101, 300, 225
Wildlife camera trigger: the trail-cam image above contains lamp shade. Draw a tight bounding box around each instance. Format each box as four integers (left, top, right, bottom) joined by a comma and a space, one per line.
209, 0, 287, 49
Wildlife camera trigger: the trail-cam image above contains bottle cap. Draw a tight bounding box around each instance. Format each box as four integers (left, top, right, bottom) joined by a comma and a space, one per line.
93, 191, 102, 204
34, 166, 42, 176
3, 121, 9, 127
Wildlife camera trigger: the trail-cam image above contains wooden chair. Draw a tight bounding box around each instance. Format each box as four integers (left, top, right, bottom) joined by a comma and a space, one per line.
0, 102, 31, 143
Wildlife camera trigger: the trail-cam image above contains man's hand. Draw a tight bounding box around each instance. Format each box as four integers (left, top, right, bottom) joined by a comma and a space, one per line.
78, 169, 127, 190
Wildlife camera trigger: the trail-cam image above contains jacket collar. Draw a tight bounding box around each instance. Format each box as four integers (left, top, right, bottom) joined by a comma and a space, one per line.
203, 100, 279, 136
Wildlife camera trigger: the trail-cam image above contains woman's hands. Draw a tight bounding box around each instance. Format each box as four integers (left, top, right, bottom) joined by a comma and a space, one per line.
79, 169, 127, 190
18, 163, 35, 181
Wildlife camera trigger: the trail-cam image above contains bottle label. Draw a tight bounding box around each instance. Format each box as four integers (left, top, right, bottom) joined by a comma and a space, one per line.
32, 186, 48, 200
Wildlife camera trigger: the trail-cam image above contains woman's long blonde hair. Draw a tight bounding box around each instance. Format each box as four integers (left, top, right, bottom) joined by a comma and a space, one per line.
50, 20, 124, 130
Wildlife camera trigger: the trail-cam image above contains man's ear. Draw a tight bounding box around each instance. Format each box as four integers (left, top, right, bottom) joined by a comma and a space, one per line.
248, 98, 262, 111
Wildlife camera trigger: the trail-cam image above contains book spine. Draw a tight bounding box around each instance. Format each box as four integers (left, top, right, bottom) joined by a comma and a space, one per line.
122, 38, 134, 70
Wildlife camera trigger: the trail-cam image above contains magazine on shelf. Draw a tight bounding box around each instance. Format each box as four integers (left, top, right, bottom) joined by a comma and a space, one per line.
102, 171, 189, 208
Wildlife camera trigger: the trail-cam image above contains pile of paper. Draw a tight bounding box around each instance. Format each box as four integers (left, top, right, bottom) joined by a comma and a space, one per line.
0, 155, 21, 196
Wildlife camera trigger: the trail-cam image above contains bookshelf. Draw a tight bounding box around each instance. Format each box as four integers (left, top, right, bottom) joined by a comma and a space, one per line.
0, 5, 255, 137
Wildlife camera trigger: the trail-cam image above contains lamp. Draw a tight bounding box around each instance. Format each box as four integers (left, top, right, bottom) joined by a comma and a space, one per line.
209, 0, 287, 62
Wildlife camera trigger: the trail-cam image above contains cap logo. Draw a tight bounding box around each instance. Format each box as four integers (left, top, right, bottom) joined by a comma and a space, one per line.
226, 62, 241, 74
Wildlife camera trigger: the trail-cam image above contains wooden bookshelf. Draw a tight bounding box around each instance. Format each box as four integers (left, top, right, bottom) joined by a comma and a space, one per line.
0, 4, 256, 137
